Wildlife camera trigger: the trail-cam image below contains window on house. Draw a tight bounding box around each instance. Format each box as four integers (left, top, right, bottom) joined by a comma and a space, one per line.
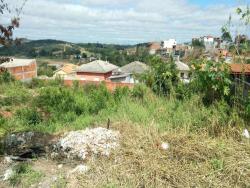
180, 72, 184, 78
188, 72, 192, 78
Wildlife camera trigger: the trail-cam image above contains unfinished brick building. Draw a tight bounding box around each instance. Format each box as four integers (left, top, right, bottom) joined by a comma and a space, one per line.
0, 59, 37, 81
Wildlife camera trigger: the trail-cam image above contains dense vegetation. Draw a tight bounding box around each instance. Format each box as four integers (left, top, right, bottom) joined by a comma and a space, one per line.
0, 57, 249, 138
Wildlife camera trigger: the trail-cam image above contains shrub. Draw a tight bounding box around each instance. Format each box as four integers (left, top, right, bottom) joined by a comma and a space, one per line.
113, 86, 130, 102
0, 70, 15, 83
191, 60, 232, 105
26, 78, 46, 89
83, 83, 99, 94
88, 84, 114, 114
0, 83, 31, 106
73, 80, 80, 90
142, 57, 179, 96
246, 93, 250, 119
175, 83, 193, 100
131, 84, 148, 100
16, 108, 42, 125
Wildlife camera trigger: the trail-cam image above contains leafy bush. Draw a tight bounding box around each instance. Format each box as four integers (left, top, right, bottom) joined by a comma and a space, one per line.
0, 83, 31, 106
175, 83, 193, 100
16, 108, 42, 125
37, 63, 55, 77
191, 60, 232, 104
35, 84, 116, 122
36, 86, 87, 115
114, 86, 130, 102
26, 78, 46, 89
131, 84, 148, 100
246, 93, 250, 119
0, 70, 15, 83
88, 84, 114, 114
143, 57, 179, 95
83, 83, 99, 94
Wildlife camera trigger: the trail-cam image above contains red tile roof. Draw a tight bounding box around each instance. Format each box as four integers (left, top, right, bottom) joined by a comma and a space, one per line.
149, 42, 161, 50
229, 64, 250, 75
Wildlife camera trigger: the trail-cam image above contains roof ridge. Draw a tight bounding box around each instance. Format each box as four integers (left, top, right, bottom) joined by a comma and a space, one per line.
97, 60, 106, 72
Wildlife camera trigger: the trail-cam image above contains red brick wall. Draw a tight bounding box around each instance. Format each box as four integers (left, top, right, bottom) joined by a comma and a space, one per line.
9, 66, 23, 74
76, 72, 112, 81
6, 62, 37, 81
63, 79, 134, 91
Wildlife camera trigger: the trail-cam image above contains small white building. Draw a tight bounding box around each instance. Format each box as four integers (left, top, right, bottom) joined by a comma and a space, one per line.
162, 39, 177, 49
202, 36, 214, 43
200, 36, 219, 50
175, 60, 190, 84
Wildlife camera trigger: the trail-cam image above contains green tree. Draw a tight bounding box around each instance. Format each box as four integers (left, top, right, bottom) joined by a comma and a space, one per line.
221, 15, 233, 42
192, 39, 205, 48
191, 60, 232, 104
236, 6, 250, 25
142, 57, 179, 95
221, 27, 232, 42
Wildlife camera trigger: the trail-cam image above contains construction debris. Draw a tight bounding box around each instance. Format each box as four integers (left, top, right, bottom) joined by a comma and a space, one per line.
243, 129, 250, 139
2, 168, 13, 181
57, 127, 120, 160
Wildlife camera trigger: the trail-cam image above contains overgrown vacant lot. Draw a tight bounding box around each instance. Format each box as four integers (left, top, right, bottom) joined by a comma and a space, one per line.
0, 80, 249, 187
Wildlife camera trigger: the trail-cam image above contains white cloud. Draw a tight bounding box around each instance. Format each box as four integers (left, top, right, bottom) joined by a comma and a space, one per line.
5, 0, 249, 44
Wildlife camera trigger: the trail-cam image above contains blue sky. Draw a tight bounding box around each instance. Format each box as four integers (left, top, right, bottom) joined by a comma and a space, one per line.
8, 0, 250, 44
189, 0, 236, 6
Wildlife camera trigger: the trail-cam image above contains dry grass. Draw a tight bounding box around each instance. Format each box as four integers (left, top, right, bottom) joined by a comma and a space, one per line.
73, 122, 250, 188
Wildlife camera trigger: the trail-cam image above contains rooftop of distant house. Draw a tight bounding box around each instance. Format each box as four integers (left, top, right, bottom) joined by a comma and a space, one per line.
0, 59, 36, 68
229, 63, 250, 75
118, 61, 149, 74
148, 42, 161, 50
175, 60, 190, 71
77, 60, 118, 74
55, 63, 78, 74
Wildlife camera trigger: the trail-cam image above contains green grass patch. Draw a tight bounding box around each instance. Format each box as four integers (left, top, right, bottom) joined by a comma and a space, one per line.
9, 163, 43, 187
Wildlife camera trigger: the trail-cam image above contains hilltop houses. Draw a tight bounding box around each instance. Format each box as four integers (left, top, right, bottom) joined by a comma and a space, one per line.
148, 39, 190, 58
0, 59, 37, 82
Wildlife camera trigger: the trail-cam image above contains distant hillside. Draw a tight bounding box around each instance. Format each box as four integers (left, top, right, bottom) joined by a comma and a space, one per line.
0, 39, 75, 57
0, 39, 152, 66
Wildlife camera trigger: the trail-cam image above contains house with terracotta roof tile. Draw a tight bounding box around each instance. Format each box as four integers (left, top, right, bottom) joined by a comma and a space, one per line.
53, 63, 78, 78
148, 42, 161, 55
229, 63, 250, 82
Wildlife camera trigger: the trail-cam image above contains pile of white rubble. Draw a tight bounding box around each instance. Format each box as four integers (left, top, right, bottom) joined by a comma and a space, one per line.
57, 127, 120, 160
